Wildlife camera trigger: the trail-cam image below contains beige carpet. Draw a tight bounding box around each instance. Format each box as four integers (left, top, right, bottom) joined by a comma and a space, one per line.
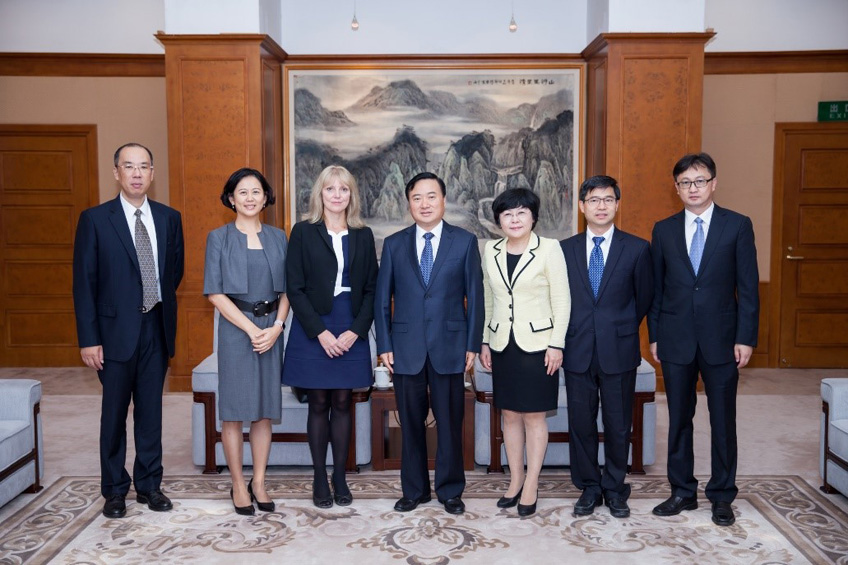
1, 474, 846, 564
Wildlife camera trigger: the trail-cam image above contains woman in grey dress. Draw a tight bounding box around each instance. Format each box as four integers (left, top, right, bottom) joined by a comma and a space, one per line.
204, 168, 290, 516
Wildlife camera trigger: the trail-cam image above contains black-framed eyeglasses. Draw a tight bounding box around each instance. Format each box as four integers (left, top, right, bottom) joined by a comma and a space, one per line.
675, 177, 714, 190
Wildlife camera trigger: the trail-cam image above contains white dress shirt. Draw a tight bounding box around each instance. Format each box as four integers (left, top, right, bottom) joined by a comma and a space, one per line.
327, 228, 351, 296
120, 193, 161, 300
684, 203, 714, 253
415, 220, 444, 265
585, 224, 615, 266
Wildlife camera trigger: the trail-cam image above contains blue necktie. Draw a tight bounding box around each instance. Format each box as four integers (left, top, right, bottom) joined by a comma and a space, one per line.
589, 236, 604, 298
421, 232, 434, 285
690, 217, 705, 275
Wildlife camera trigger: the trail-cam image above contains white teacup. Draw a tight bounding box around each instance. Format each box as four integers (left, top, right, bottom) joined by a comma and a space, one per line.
374, 366, 391, 388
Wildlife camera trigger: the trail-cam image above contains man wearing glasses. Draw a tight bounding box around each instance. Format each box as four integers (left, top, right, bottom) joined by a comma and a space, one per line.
648, 153, 759, 526
73, 143, 184, 518
560, 175, 653, 519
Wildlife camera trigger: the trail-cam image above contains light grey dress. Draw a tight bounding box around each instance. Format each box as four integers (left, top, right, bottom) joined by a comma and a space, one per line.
215, 249, 283, 421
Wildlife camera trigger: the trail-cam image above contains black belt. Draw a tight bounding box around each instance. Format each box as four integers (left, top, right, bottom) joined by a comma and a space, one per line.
228, 296, 279, 317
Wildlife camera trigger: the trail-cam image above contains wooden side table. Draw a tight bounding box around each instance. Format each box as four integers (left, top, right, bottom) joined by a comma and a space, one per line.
370, 386, 475, 471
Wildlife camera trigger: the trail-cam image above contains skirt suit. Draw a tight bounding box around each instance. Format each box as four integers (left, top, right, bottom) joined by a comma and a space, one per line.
203, 223, 288, 421
482, 233, 570, 412
282, 220, 378, 389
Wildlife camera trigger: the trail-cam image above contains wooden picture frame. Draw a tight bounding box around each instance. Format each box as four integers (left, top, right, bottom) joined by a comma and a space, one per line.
283, 57, 585, 251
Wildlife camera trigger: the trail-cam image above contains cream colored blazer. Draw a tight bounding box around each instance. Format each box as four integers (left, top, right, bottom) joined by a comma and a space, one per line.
482, 232, 571, 353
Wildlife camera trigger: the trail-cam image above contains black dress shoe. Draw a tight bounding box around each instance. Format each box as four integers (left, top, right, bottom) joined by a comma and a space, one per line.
711, 501, 735, 526
442, 497, 465, 515
605, 497, 631, 518
136, 489, 173, 512
102, 494, 126, 518
333, 479, 353, 506
313, 478, 333, 509
394, 494, 432, 512
230, 487, 255, 516
247, 479, 275, 512
652, 495, 698, 516
497, 487, 523, 509
574, 490, 603, 516
517, 497, 537, 517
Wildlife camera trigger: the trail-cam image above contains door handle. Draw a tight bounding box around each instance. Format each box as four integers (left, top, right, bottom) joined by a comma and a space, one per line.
786, 255, 805, 260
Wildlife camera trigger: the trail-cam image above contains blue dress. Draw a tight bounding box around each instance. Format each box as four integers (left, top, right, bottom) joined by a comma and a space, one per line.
282, 234, 372, 389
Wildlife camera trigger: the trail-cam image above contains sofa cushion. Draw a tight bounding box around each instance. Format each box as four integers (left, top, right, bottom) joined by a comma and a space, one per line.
829, 419, 848, 460
0, 420, 32, 470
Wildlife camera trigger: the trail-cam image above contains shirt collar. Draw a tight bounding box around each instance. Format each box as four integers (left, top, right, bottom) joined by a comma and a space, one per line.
684, 202, 714, 226
416, 220, 444, 240
587, 224, 615, 241
119, 192, 151, 218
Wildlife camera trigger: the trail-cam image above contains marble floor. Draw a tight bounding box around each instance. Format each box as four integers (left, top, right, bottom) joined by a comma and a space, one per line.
1, 365, 847, 522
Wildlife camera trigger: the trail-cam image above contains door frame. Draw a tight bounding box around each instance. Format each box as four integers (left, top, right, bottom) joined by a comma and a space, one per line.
769, 121, 848, 368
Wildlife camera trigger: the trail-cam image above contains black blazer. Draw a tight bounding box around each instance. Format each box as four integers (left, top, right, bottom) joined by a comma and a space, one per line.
73, 195, 184, 361
647, 205, 759, 365
286, 220, 378, 340
561, 228, 653, 374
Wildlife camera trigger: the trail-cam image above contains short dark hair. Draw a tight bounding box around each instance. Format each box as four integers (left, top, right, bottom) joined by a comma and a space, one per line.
579, 175, 621, 201
405, 172, 446, 200
220, 167, 276, 211
492, 188, 540, 229
673, 153, 716, 179
114, 142, 153, 167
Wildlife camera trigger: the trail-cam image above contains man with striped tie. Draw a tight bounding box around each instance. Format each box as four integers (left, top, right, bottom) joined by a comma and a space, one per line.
73, 143, 184, 518
648, 153, 759, 526
560, 175, 653, 519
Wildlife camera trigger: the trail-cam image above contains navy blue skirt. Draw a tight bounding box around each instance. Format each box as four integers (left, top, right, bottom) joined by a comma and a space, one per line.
282, 292, 372, 389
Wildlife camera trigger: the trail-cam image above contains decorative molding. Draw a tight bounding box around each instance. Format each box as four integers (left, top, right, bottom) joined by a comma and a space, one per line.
0, 53, 165, 77
705, 50, 848, 75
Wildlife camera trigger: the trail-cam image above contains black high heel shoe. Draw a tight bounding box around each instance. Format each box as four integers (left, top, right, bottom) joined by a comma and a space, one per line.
247, 478, 276, 512
517, 490, 537, 517
230, 486, 255, 516
313, 478, 333, 509
497, 487, 523, 509
333, 479, 353, 506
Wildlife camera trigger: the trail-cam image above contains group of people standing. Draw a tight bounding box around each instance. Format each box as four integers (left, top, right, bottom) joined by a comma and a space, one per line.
73, 143, 757, 529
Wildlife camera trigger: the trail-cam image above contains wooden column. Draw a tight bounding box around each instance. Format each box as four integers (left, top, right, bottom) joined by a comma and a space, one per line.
582, 33, 713, 381
157, 34, 286, 391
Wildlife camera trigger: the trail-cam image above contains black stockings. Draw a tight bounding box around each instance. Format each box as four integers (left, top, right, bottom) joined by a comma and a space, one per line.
307, 389, 352, 497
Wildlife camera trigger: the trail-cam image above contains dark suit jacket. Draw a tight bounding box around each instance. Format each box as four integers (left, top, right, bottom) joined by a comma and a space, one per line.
374, 221, 484, 376
647, 204, 759, 365
73, 195, 184, 361
561, 228, 653, 374
286, 220, 378, 340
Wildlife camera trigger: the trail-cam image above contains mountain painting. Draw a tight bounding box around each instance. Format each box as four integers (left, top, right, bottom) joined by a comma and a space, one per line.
285, 67, 583, 253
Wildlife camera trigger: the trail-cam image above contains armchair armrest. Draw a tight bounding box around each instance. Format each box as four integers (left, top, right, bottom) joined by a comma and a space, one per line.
0, 379, 41, 423
822, 378, 848, 420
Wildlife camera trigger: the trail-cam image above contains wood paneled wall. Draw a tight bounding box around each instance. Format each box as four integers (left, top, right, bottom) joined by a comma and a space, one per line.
156, 34, 286, 391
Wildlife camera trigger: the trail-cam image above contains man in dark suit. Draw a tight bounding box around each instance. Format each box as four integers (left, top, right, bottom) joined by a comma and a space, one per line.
73, 142, 184, 518
561, 175, 653, 519
648, 153, 758, 526
374, 172, 484, 515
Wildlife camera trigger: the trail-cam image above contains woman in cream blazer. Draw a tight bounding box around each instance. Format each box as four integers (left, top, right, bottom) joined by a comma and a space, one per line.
479, 188, 570, 516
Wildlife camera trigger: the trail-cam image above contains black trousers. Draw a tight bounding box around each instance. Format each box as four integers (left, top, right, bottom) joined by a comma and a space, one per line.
564, 348, 636, 500
392, 356, 465, 501
97, 305, 168, 497
662, 346, 739, 503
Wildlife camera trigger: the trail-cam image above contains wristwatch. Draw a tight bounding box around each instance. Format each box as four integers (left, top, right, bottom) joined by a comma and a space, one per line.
274, 320, 285, 329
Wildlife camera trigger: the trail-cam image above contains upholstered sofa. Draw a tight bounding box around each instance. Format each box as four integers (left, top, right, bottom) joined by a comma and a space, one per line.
821, 378, 848, 497
472, 358, 656, 474
0, 379, 43, 508
192, 311, 373, 474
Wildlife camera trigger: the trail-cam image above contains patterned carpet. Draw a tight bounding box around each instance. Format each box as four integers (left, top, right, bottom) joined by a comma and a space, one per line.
1, 475, 846, 564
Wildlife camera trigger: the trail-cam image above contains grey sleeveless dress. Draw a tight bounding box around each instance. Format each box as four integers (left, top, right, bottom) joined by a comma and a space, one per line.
217, 248, 283, 421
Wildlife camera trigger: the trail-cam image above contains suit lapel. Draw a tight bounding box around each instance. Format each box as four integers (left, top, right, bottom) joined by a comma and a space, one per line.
427, 222, 454, 287
315, 221, 333, 252
151, 202, 168, 279
347, 227, 358, 266
573, 232, 593, 297
405, 225, 426, 287
596, 229, 624, 300
673, 211, 695, 279
108, 196, 141, 275
492, 238, 510, 289
510, 232, 540, 286
697, 205, 727, 277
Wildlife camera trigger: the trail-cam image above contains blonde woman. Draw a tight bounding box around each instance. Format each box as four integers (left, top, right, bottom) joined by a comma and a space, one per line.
282, 165, 378, 508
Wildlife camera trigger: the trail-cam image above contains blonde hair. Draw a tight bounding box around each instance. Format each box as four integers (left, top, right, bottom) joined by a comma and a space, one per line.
305, 165, 366, 228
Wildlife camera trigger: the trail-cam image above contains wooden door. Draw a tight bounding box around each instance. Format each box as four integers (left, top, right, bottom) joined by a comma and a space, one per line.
0, 125, 98, 365
774, 123, 848, 368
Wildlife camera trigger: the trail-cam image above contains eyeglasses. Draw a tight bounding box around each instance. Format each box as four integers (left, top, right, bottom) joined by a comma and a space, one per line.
120, 163, 152, 173
675, 177, 714, 190
583, 196, 617, 207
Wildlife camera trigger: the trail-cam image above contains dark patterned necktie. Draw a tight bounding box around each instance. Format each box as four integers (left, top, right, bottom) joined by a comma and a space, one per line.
134, 209, 158, 311
589, 236, 604, 298
421, 232, 434, 285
